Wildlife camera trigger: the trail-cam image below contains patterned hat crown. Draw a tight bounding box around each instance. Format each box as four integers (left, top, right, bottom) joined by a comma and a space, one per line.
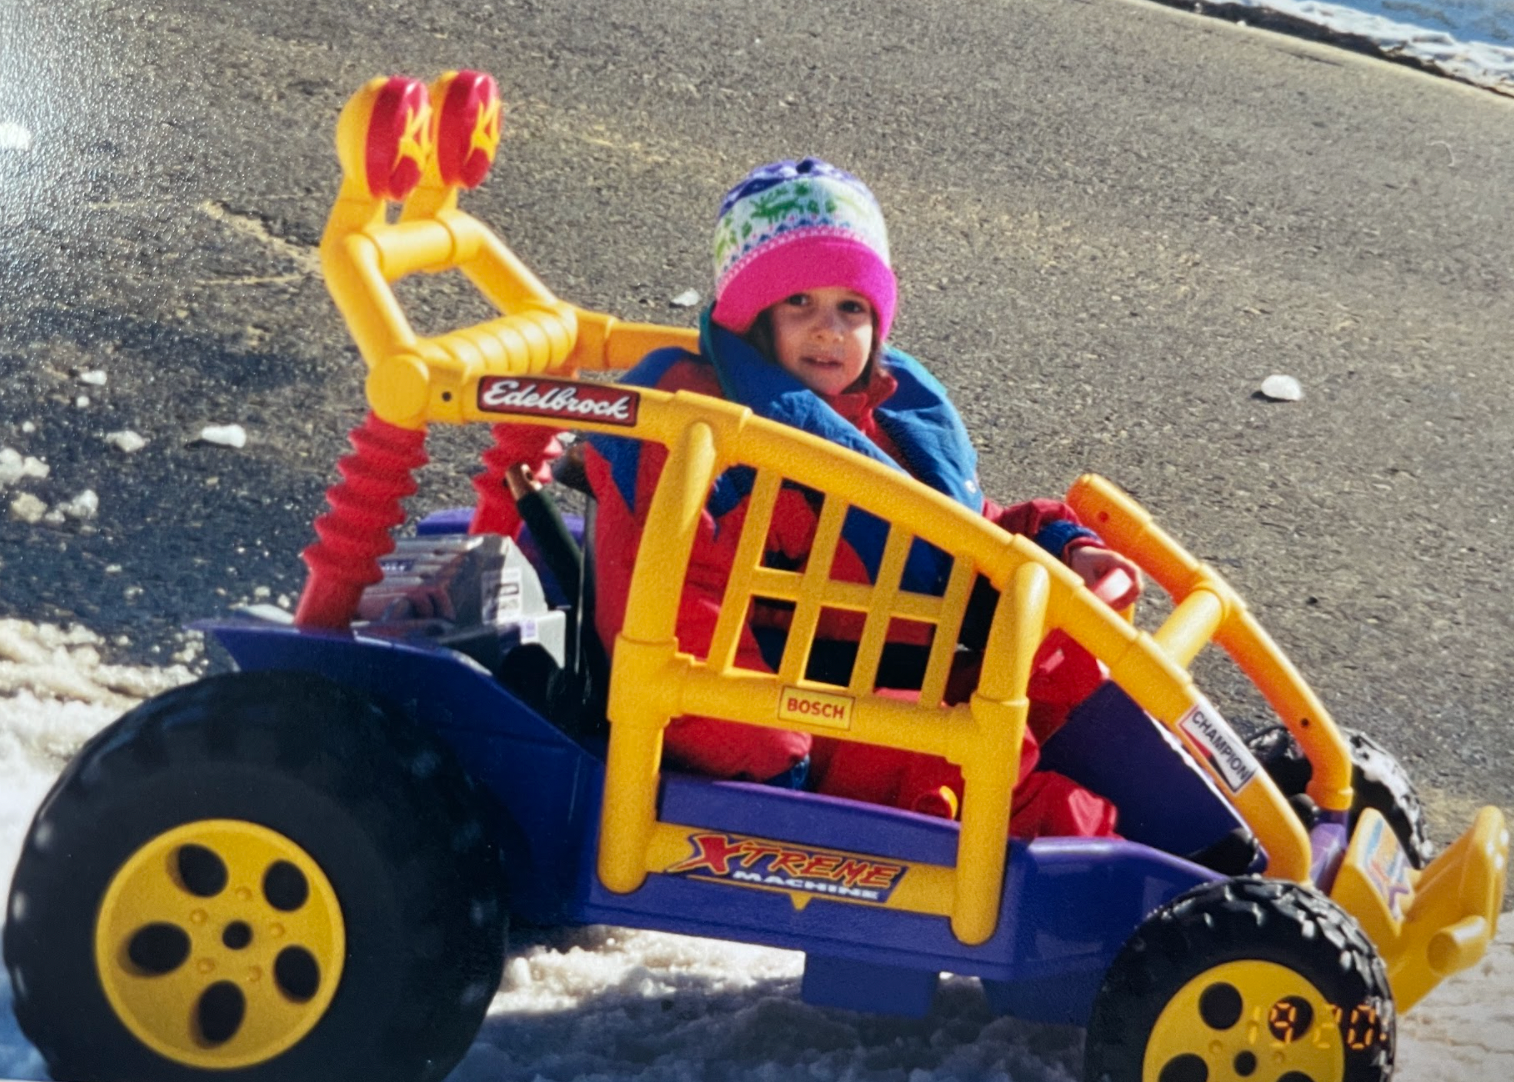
710, 158, 896, 338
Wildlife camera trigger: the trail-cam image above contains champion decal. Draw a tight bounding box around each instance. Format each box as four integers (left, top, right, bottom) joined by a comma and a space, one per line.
1177, 697, 1259, 794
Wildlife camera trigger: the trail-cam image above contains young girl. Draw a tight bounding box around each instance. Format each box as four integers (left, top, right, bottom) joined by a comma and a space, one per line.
582, 158, 1137, 836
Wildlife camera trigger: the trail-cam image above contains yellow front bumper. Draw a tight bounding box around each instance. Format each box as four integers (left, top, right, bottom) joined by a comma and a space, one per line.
1332, 805, 1509, 1012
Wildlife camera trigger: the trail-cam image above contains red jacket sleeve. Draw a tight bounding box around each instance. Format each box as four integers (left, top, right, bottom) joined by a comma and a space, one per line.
982, 496, 1100, 558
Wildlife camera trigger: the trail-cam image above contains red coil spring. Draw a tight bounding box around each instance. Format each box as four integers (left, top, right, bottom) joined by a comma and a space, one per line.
468, 423, 526, 537
294, 412, 429, 628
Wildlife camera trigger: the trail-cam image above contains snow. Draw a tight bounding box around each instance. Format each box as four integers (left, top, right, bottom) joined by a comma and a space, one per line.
197, 424, 248, 449
46, 490, 98, 524
0, 452, 48, 487
103, 431, 147, 455
1204, 0, 1514, 92
5, 497, 45, 526
0, 123, 31, 154
1260, 374, 1305, 401
0, 618, 1508, 1081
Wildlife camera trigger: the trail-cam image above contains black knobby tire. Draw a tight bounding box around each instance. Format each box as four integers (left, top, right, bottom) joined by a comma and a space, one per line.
4, 671, 506, 1082
1085, 878, 1395, 1082
1248, 725, 1435, 869
1346, 729, 1434, 868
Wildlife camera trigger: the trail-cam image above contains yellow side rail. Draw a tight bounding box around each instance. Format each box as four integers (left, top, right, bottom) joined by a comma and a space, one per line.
1061, 477, 1509, 1005
1065, 476, 1354, 817
555, 391, 1315, 941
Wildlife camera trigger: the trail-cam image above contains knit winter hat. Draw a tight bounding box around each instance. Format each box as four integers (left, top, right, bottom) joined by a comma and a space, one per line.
711, 158, 897, 339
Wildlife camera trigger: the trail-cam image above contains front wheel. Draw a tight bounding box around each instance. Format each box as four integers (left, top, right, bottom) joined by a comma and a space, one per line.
1084, 878, 1394, 1082
4, 671, 506, 1082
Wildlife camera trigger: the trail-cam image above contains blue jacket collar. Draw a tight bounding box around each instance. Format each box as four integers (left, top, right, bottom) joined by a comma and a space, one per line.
700, 310, 983, 515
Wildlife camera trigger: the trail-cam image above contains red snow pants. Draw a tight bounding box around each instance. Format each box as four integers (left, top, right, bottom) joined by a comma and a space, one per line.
809, 633, 1119, 839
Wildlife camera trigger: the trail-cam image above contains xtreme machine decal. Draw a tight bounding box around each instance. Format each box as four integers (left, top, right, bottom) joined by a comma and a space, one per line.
665, 832, 906, 903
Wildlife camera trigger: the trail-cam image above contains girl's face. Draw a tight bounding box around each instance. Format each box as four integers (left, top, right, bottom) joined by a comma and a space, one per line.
767, 287, 875, 396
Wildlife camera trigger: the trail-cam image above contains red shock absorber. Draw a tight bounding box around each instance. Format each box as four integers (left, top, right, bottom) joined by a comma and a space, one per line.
295, 412, 429, 628
469, 422, 528, 537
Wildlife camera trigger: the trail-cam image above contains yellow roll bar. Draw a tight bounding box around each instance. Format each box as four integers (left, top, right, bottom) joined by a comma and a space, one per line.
1065, 475, 1354, 817
323, 73, 696, 432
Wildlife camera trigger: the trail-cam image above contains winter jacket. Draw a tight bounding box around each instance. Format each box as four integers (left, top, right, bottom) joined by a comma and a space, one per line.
584, 315, 1110, 793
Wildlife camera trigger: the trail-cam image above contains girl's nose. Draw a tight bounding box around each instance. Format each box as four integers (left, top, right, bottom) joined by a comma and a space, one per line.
813, 307, 844, 338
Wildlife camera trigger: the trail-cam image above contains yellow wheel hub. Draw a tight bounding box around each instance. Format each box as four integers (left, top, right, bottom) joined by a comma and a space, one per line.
95, 819, 346, 1069
1143, 959, 1368, 1082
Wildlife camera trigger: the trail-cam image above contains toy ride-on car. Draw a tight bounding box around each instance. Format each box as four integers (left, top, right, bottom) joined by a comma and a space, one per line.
5, 71, 1507, 1082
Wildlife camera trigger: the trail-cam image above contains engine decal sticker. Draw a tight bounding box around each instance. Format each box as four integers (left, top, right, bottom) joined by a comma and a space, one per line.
1362, 815, 1412, 921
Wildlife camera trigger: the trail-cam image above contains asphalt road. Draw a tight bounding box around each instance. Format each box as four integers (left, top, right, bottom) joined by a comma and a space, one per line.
1, 0, 1512, 833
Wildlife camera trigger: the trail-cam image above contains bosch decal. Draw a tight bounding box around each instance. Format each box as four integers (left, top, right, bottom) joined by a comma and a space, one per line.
777, 686, 854, 731
477, 377, 639, 426
665, 832, 905, 903
1177, 697, 1259, 794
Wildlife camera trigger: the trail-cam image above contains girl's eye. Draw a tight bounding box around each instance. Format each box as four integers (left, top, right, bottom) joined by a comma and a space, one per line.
783, 293, 811, 307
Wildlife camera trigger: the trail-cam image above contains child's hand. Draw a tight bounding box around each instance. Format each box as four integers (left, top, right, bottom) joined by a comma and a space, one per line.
1065, 545, 1144, 606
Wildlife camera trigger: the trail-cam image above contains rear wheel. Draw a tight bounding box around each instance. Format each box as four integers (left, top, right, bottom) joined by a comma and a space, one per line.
1084, 878, 1394, 1082
1248, 726, 1434, 868
5, 671, 506, 1082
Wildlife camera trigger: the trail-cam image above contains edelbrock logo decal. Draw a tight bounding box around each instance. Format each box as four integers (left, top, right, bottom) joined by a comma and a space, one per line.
1177, 697, 1259, 793
477, 377, 639, 426
665, 832, 905, 903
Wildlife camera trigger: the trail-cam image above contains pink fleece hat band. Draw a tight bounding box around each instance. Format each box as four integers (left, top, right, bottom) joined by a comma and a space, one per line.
712, 232, 898, 339
710, 158, 896, 339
